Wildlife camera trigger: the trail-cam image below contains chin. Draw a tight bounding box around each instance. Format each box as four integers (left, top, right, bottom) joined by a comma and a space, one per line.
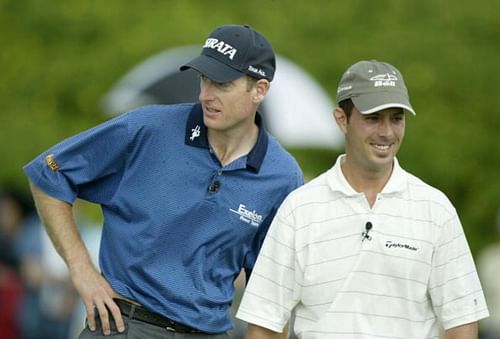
370, 154, 395, 168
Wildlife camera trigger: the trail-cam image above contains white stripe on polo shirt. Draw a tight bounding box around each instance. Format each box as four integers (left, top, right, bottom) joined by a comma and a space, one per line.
237, 155, 488, 338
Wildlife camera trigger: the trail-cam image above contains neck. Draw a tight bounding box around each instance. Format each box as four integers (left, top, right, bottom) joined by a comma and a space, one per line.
340, 157, 394, 208
208, 123, 259, 167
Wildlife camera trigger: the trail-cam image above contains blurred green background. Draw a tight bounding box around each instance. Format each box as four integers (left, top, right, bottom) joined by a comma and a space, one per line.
1, 0, 499, 257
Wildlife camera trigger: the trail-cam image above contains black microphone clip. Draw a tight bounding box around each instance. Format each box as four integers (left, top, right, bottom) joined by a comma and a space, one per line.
362, 221, 373, 241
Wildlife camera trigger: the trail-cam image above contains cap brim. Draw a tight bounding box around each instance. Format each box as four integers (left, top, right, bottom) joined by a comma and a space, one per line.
352, 92, 416, 115
180, 55, 243, 83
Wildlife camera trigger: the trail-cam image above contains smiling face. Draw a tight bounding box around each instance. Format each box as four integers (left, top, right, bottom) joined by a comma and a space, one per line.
198, 75, 268, 135
335, 104, 406, 175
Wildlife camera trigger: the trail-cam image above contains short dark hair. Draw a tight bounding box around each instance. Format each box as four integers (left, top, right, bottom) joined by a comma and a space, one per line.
338, 98, 354, 121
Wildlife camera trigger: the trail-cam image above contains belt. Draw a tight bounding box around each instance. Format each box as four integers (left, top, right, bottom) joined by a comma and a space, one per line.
114, 298, 206, 334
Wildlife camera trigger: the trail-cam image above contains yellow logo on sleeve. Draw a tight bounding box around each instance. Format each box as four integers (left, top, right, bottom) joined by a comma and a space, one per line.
45, 154, 60, 171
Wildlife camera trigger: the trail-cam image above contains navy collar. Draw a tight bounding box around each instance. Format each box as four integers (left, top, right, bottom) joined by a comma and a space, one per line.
185, 103, 268, 173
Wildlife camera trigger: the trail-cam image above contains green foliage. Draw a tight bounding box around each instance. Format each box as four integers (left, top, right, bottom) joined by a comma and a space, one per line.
1, 0, 499, 255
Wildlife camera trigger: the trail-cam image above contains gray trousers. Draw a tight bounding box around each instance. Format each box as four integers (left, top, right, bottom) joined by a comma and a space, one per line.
78, 316, 230, 339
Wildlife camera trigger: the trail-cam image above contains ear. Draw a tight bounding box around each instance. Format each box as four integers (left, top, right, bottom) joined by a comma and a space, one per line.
253, 79, 270, 104
334, 107, 348, 134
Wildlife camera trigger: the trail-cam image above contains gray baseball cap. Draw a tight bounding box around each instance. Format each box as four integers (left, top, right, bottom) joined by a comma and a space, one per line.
336, 60, 415, 115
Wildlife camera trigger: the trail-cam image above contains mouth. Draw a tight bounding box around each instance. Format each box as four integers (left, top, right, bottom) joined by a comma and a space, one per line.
370, 143, 392, 152
203, 104, 222, 117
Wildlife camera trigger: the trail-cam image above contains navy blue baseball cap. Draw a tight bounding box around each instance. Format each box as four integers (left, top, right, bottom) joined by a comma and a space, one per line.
180, 24, 276, 83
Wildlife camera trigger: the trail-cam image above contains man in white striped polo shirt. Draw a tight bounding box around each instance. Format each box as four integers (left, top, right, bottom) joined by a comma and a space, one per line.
236, 60, 489, 338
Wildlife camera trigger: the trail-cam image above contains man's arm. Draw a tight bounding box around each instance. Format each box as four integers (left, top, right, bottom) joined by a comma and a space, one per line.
444, 322, 478, 339
29, 181, 124, 335
245, 324, 283, 339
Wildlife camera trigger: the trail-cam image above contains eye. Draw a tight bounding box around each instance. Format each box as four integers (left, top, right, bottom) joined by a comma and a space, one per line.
393, 114, 405, 122
215, 81, 232, 89
199, 75, 208, 86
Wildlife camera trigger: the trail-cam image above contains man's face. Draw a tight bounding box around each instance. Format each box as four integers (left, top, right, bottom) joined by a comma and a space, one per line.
342, 105, 406, 173
198, 75, 263, 133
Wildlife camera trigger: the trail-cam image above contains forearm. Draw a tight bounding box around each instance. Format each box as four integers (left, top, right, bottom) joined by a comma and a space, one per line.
444, 322, 478, 339
29, 181, 93, 273
29, 181, 126, 334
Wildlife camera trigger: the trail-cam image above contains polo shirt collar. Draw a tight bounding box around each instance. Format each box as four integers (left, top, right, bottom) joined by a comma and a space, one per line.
381, 157, 407, 194
184, 103, 268, 173
328, 154, 407, 196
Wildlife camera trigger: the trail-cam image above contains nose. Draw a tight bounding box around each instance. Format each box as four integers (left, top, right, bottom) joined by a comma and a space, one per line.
377, 118, 394, 138
199, 78, 214, 102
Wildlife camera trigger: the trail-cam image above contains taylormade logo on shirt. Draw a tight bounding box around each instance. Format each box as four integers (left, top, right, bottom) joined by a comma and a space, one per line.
385, 240, 418, 251
203, 38, 237, 60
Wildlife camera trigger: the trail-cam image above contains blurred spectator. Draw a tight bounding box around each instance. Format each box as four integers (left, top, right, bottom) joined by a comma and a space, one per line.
0, 189, 24, 339
0, 187, 82, 339
478, 210, 500, 339
0, 187, 47, 339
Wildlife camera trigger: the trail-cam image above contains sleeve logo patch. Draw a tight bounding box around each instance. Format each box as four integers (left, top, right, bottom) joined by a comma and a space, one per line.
45, 154, 60, 171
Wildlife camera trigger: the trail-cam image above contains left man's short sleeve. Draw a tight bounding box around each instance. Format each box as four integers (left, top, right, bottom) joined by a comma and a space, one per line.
23, 113, 130, 204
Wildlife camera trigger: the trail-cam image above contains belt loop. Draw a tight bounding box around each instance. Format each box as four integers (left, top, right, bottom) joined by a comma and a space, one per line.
128, 303, 136, 319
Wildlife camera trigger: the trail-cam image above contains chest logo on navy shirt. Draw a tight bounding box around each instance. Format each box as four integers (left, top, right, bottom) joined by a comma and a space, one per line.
229, 204, 263, 227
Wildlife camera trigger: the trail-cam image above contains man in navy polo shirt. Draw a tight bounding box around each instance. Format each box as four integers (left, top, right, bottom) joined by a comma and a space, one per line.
23, 24, 303, 338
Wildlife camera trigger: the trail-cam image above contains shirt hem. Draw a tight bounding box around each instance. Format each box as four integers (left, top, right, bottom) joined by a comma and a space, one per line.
236, 309, 284, 333
442, 309, 490, 330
